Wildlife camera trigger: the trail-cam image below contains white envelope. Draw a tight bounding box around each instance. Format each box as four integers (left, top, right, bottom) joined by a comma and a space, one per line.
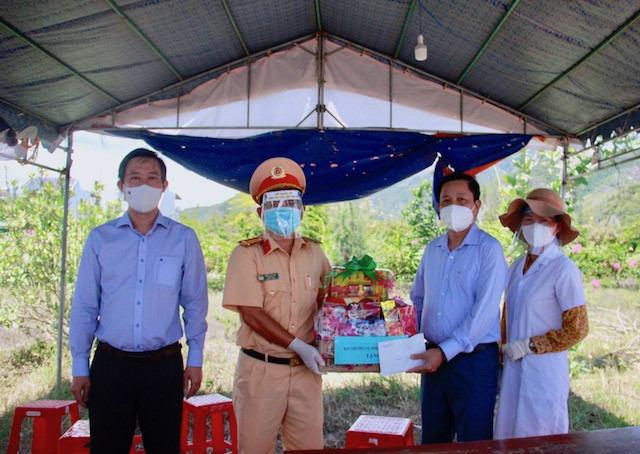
378, 333, 426, 376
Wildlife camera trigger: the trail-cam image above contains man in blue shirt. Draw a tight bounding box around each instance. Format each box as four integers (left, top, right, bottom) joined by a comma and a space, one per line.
409, 172, 507, 443
69, 148, 208, 453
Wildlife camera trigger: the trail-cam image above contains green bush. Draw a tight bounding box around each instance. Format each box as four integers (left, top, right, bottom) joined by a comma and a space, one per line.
0, 173, 122, 339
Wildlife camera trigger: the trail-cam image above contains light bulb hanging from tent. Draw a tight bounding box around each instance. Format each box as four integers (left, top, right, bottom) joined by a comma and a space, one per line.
414, 34, 427, 61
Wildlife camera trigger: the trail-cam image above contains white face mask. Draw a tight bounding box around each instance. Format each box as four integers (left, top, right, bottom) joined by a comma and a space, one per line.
440, 204, 475, 232
521, 223, 556, 248
124, 184, 163, 213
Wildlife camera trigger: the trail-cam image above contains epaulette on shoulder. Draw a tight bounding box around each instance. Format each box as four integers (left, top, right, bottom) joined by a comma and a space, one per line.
303, 236, 321, 244
238, 236, 264, 247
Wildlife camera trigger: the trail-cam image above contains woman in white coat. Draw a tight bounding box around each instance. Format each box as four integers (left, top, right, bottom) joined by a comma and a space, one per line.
495, 188, 589, 439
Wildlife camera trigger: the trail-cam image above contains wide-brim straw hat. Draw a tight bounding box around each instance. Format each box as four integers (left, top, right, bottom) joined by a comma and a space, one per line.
499, 188, 579, 245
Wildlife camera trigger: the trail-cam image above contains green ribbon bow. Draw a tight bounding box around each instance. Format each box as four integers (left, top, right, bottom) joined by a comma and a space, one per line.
323, 255, 381, 288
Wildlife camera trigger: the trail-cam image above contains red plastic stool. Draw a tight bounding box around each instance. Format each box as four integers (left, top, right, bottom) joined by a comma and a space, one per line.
345, 414, 414, 449
57, 419, 145, 453
58, 419, 90, 453
130, 434, 146, 453
8, 399, 80, 454
181, 394, 238, 454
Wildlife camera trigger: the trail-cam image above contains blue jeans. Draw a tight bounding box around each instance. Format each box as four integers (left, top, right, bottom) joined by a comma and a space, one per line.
420, 344, 498, 444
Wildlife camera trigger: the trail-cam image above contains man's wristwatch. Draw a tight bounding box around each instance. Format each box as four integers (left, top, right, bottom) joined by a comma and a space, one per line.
529, 339, 537, 353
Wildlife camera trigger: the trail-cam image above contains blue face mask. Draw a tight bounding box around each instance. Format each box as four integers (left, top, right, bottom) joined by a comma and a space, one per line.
263, 207, 302, 237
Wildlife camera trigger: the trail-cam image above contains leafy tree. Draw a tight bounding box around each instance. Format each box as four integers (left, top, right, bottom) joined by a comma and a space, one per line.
301, 204, 330, 244
0, 173, 122, 339
374, 179, 444, 283
222, 194, 263, 241
325, 200, 375, 263
493, 136, 639, 287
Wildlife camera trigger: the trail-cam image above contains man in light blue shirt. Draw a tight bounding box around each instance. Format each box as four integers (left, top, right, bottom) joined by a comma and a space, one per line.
409, 172, 507, 444
69, 148, 208, 453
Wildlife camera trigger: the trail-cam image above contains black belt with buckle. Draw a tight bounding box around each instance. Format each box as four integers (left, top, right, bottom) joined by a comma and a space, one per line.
425, 341, 496, 356
241, 348, 302, 367
98, 341, 182, 363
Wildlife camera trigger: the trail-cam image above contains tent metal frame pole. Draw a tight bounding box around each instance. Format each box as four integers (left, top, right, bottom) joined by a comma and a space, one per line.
568, 128, 638, 156
519, 9, 640, 111
393, 0, 418, 59
0, 18, 120, 104
459, 91, 464, 133
57, 131, 73, 388
221, 0, 251, 56
106, 0, 183, 80
327, 34, 572, 137
567, 146, 640, 179
247, 62, 252, 127
317, 34, 325, 129
389, 62, 393, 128
70, 34, 316, 128
68, 33, 570, 138
176, 88, 181, 128
576, 101, 640, 138
315, 0, 323, 31
561, 140, 569, 201
456, 0, 521, 84
90, 124, 562, 138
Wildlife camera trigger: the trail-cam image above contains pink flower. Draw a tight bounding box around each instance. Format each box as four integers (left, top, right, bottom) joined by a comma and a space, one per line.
613, 262, 621, 271
23, 229, 36, 237
630, 259, 638, 268
411, 239, 420, 246
506, 257, 512, 263
571, 243, 583, 253
590, 279, 601, 289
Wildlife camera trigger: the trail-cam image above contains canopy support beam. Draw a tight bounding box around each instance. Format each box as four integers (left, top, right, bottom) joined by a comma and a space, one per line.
0, 97, 60, 128
577, 100, 640, 138
315, 0, 323, 31
567, 146, 640, 180
0, 18, 120, 104
106, 0, 183, 81
393, 0, 418, 59
56, 131, 73, 388
456, 0, 521, 84
222, 0, 251, 56
317, 34, 325, 129
321, 35, 572, 136
71, 34, 315, 128
519, 8, 640, 111
561, 140, 569, 201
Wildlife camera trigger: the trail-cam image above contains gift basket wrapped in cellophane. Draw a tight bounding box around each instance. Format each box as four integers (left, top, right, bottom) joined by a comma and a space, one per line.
315, 255, 418, 372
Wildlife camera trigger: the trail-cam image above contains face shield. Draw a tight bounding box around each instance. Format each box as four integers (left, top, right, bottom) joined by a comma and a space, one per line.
261, 190, 303, 238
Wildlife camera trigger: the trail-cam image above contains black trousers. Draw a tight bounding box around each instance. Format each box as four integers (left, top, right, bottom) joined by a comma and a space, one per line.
88, 346, 183, 454
420, 344, 499, 444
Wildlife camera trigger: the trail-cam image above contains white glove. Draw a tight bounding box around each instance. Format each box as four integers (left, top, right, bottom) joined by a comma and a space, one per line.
502, 338, 533, 362
287, 338, 325, 375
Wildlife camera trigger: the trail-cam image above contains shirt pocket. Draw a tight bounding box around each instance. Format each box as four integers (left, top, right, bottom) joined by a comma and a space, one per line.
261, 278, 288, 298
260, 279, 288, 321
155, 256, 182, 288
452, 265, 479, 298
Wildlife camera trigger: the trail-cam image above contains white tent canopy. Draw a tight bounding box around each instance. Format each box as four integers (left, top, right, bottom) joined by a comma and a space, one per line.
77, 37, 550, 140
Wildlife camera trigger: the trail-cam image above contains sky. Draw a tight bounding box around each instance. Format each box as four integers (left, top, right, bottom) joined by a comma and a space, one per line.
0, 131, 239, 209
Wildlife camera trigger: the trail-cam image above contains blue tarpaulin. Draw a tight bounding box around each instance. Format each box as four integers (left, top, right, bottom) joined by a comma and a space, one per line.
112, 129, 532, 205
